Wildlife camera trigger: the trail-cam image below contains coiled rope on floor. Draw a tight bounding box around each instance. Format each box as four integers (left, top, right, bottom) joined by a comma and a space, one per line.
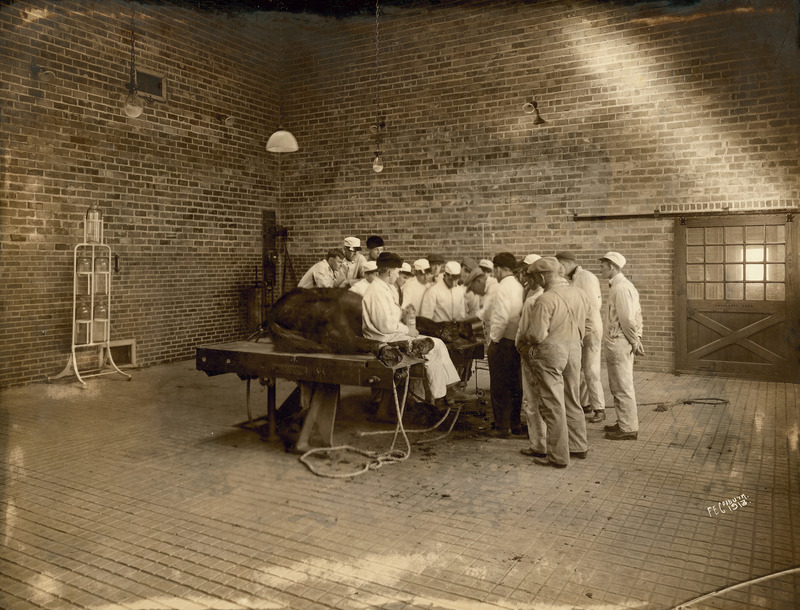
644, 397, 729, 412
299, 372, 412, 478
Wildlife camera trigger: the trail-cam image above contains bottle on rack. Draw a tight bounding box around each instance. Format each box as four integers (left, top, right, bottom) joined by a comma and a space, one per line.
93, 302, 108, 343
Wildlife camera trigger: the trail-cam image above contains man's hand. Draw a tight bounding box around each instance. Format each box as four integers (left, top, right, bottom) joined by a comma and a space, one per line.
631, 339, 645, 357
407, 327, 419, 338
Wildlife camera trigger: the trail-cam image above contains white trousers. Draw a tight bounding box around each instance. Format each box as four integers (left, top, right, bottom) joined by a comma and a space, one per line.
423, 336, 461, 399
604, 336, 638, 432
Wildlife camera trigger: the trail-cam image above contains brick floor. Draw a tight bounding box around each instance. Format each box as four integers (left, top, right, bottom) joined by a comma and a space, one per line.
1, 359, 798, 609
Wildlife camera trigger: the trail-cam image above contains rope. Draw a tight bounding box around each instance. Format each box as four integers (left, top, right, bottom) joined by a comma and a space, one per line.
299, 371, 412, 478
645, 397, 729, 412
670, 566, 800, 609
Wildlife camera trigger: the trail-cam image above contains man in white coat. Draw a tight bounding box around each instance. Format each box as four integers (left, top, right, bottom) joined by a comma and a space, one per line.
362, 252, 466, 406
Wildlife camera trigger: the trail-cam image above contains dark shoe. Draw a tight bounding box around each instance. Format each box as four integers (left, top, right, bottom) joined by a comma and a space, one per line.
510, 426, 526, 436
569, 451, 588, 460
605, 428, 638, 441
533, 456, 567, 469
520, 448, 547, 458
604, 422, 620, 432
588, 410, 606, 423
485, 429, 512, 439
582, 405, 593, 414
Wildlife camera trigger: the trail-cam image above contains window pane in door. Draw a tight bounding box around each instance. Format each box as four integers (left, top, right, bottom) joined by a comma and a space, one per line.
746, 225, 765, 243
705, 246, 723, 263
766, 283, 785, 301
725, 283, 743, 300
725, 264, 743, 281
687, 228, 704, 245
766, 264, 784, 282
705, 265, 723, 281
725, 226, 743, 243
706, 227, 723, 244
706, 283, 724, 300
765, 225, 785, 243
745, 284, 764, 300
746, 264, 764, 281
687, 265, 704, 282
766, 244, 785, 263
687, 246, 705, 263
726, 245, 744, 262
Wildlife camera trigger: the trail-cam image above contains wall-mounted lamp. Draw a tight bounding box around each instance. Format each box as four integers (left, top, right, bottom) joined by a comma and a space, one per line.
216, 114, 235, 127
523, 97, 546, 125
31, 64, 55, 82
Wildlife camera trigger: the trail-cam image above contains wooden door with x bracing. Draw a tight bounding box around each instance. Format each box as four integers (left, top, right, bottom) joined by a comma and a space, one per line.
675, 214, 799, 382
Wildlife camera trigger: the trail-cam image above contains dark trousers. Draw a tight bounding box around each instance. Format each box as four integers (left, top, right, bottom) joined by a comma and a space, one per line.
488, 338, 522, 432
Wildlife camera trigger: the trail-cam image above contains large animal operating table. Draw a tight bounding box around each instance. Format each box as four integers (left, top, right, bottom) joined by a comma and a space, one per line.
196, 340, 423, 452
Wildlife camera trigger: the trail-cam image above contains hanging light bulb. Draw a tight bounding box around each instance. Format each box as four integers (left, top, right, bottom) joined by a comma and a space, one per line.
372, 151, 384, 173
123, 5, 143, 118
267, 6, 298, 152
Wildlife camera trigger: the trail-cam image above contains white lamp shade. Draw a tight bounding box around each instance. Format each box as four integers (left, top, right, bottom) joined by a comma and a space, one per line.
266, 129, 298, 152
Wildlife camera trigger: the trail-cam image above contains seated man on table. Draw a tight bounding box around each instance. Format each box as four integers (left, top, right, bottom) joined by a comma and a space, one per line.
348, 260, 378, 296
362, 252, 468, 407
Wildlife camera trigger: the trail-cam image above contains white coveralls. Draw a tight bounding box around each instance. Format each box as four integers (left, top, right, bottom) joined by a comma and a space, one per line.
362, 277, 460, 400
526, 277, 594, 465
516, 287, 546, 455
569, 266, 604, 411
604, 273, 643, 433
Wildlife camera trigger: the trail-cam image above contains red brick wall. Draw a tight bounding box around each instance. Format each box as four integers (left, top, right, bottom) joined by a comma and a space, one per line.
2, 0, 799, 387
1, 0, 281, 386
278, 0, 800, 374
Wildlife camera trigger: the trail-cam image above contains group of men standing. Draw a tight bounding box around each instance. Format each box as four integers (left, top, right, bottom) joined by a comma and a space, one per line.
298, 236, 644, 469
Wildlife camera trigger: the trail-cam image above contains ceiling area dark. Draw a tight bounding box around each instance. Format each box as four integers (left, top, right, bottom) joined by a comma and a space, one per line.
145, 0, 440, 18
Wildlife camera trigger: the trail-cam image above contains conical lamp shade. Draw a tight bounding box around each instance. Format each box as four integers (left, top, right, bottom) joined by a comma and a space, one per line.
266, 129, 298, 152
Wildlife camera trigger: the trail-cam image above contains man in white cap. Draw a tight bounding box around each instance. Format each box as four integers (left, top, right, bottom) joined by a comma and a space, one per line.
522, 257, 595, 467
362, 252, 467, 406
297, 248, 344, 289
348, 260, 378, 296
402, 258, 431, 315
599, 251, 644, 441
337, 237, 367, 287
556, 251, 605, 423
419, 261, 468, 323
392, 262, 413, 306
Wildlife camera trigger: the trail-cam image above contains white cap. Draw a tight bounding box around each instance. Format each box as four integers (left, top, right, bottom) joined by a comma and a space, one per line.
413, 258, 431, 271
443, 261, 461, 275
400, 262, 412, 274
344, 236, 361, 249
479, 259, 493, 270
363, 260, 378, 272
600, 251, 626, 269
523, 253, 541, 265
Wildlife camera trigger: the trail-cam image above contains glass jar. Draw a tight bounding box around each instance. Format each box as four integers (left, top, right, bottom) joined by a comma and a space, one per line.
77, 300, 91, 321
94, 302, 108, 320
95, 256, 109, 273
77, 256, 92, 273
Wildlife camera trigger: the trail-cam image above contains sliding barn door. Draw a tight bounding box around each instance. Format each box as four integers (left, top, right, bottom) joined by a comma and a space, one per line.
675, 214, 799, 382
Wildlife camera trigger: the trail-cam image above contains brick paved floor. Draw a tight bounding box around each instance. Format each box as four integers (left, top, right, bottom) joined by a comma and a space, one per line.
1, 359, 798, 609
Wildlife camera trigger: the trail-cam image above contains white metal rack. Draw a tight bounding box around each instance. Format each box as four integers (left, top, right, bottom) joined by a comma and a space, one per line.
49, 206, 131, 386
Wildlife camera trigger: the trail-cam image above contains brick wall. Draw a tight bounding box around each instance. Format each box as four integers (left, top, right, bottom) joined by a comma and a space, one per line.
277, 0, 800, 374
1, 0, 281, 387
2, 0, 799, 387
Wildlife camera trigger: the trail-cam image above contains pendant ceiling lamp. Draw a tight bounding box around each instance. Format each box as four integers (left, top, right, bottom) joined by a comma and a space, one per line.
372, 0, 384, 172
267, 7, 298, 153
123, 3, 144, 118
